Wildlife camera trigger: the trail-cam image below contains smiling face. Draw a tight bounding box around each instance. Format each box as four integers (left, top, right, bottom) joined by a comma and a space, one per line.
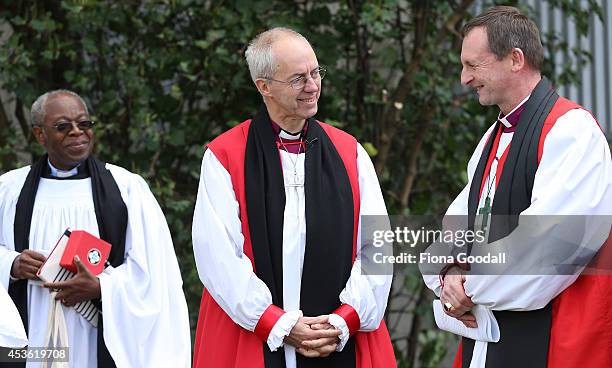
460, 27, 514, 111
32, 93, 94, 170
259, 37, 321, 130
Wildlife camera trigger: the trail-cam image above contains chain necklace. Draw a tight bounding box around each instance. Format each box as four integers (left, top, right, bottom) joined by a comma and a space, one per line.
279, 139, 304, 188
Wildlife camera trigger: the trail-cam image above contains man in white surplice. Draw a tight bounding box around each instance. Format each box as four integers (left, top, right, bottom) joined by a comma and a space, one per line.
421, 6, 612, 368
0, 90, 190, 367
192, 28, 395, 367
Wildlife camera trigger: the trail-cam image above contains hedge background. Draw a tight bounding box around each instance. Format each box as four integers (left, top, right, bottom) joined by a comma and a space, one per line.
0, 1, 599, 366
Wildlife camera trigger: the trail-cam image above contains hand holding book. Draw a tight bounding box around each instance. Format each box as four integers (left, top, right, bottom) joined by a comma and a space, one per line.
10, 249, 47, 280
37, 229, 110, 313
44, 255, 101, 307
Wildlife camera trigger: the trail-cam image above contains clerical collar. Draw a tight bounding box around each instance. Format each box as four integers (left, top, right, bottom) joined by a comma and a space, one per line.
48, 159, 80, 178
498, 94, 530, 133
270, 120, 309, 154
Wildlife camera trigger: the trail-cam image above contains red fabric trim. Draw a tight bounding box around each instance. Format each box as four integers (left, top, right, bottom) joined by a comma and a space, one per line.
547, 275, 612, 368
478, 126, 513, 197
478, 127, 504, 198
333, 304, 361, 336
538, 97, 580, 164
193, 289, 264, 368
208, 120, 255, 270
354, 320, 397, 368
452, 341, 462, 368
254, 304, 286, 342
584, 228, 612, 275
195, 120, 265, 366
480, 97, 583, 196
495, 146, 510, 187
543, 100, 610, 367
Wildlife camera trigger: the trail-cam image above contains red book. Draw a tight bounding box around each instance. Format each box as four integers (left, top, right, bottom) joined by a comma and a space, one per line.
59, 230, 111, 275
36, 229, 108, 327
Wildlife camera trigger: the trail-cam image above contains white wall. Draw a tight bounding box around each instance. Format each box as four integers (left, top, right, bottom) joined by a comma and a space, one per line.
524, 0, 611, 139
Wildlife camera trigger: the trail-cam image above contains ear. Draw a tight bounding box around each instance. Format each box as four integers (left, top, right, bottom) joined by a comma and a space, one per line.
255, 78, 273, 98
510, 47, 526, 72
32, 126, 46, 145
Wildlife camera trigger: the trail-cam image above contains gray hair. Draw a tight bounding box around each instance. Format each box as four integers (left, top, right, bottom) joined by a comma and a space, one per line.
30, 89, 89, 126
245, 27, 311, 83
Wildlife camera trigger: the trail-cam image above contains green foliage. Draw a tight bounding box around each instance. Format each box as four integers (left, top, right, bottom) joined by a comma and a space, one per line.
0, 0, 595, 366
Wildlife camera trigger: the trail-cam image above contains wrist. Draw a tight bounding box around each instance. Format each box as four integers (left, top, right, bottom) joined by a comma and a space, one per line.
10, 256, 20, 279
270, 310, 302, 351
328, 314, 350, 351
255, 304, 287, 342
332, 304, 360, 337
439, 262, 468, 287
94, 278, 102, 299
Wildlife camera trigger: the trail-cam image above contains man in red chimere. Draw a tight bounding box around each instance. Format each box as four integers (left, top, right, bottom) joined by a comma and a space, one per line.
423, 6, 612, 368
191, 27, 396, 368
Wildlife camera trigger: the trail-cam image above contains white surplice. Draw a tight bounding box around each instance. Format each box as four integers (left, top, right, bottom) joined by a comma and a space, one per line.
423, 108, 612, 367
0, 164, 191, 368
192, 143, 392, 368
0, 282, 28, 348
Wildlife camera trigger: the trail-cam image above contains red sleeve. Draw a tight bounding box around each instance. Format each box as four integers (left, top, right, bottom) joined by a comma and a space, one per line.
254, 304, 286, 342
333, 304, 361, 336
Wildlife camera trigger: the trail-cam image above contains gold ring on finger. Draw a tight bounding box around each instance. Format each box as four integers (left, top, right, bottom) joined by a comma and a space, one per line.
443, 302, 454, 312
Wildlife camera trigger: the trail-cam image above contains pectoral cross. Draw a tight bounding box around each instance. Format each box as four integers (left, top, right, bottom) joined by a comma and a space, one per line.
278, 139, 305, 188
476, 196, 492, 240
286, 170, 304, 188
478, 196, 491, 216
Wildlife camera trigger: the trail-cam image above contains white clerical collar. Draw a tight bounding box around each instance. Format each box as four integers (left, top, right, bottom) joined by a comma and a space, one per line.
498, 94, 530, 128
48, 159, 79, 178
278, 128, 302, 141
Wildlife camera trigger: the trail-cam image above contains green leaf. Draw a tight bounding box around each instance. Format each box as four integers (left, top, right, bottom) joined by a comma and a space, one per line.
194, 40, 209, 49
363, 142, 378, 157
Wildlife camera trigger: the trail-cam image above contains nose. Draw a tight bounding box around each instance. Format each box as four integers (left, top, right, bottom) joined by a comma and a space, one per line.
460, 67, 473, 86
67, 122, 85, 136
303, 75, 319, 92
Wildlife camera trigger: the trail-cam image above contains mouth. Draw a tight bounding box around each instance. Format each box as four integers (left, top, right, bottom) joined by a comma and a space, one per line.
66, 141, 90, 151
298, 96, 317, 104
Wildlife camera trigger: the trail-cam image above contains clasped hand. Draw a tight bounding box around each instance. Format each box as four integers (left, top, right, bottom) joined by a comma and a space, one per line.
284, 315, 341, 358
441, 267, 478, 328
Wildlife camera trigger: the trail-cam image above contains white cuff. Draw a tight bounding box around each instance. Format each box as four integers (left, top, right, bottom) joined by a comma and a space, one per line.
266, 310, 302, 352
328, 313, 350, 351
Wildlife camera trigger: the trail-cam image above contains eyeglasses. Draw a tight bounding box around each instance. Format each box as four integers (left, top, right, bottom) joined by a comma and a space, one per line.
264, 66, 326, 90
44, 120, 96, 133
